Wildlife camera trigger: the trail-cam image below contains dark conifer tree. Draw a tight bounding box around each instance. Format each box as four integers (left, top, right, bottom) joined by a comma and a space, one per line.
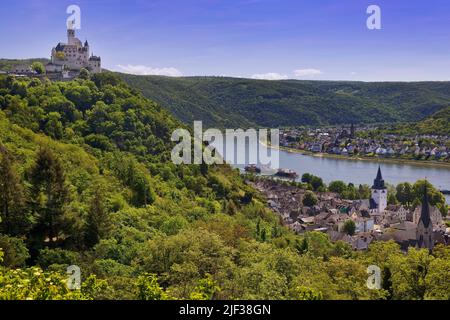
0, 146, 28, 236
28, 147, 70, 250
84, 187, 111, 248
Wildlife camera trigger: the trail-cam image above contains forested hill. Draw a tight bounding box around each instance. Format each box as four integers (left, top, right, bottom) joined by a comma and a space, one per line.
416, 106, 450, 135
384, 106, 450, 136
119, 73, 450, 128
0, 72, 279, 299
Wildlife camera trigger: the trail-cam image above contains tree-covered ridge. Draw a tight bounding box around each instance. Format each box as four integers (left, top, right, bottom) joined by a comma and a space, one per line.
368, 106, 450, 137
0, 73, 449, 300
0, 72, 181, 163
415, 106, 450, 135
118, 74, 450, 128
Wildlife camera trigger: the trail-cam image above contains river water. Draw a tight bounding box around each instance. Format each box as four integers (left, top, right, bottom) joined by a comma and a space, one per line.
230, 144, 450, 204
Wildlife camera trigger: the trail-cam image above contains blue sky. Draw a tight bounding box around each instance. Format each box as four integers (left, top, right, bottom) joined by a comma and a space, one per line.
1, 0, 449, 81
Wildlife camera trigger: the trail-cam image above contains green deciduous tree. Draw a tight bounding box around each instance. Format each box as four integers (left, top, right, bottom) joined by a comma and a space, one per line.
189, 274, 220, 300
389, 248, 434, 300
302, 191, 318, 207
358, 184, 371, 199
424, 258, 450, 300
343, 220, 356, 236
31, 62, 45, 75
413, 180, 445, 206
136, 273, 170, 300
44, 112, 64, 140
329, 181, 347, 194
289, 286, 323, 300
388, 193, 398, 205
396, 182, 415, 206
78, 68, 91, 80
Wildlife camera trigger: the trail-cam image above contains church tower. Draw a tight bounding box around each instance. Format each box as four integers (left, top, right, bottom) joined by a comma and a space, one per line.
370, 166, 387, 213
350, 123, 356, 138
416, 184, 434, 252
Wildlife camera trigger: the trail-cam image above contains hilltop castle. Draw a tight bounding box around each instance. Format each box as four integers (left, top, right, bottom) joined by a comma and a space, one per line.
46, 27, 101, 74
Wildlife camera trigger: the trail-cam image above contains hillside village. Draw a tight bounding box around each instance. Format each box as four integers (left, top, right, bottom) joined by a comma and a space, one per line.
249, 167, 450, 251
280, 126, 450, 163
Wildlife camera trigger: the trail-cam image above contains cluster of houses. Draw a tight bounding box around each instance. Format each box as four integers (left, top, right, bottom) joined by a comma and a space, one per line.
280, 126, 450, 162
249, 168, 449, 251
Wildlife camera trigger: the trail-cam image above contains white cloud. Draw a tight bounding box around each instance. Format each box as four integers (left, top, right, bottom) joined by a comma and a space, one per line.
293, 68, 323, 77
251, 72, 288, 80
116, 64, 183, 77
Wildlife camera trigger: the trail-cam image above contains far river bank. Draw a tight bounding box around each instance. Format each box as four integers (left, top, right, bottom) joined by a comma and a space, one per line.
274, 145, 450, 170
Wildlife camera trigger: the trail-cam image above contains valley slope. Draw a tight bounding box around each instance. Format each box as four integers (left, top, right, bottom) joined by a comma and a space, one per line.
119, 73, 450, 128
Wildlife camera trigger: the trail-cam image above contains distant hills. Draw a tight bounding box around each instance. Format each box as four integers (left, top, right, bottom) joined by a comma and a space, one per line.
119, 73, 450, 128
0, 58, 49, 71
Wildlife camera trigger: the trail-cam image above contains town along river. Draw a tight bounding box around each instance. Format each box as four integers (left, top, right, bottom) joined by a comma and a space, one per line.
231, 143, 450, 204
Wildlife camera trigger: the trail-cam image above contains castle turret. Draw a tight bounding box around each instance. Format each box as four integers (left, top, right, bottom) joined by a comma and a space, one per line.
416, 184, 434, 252
370, 166, 387, 213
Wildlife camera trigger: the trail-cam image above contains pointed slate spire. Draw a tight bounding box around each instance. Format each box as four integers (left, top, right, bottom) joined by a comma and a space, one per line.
372, 166, 386, 189
419, 183, 431, 228
376, 166, 382, 180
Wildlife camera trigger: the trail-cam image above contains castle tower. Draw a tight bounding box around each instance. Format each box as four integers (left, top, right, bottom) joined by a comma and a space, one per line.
416, 184, 434, 252
370, 166, 387, 213
67, 28, 76, 45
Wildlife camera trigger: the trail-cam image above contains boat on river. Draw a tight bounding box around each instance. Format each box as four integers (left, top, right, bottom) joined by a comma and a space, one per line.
275, 168, 298, 179
244, 164, 261, 174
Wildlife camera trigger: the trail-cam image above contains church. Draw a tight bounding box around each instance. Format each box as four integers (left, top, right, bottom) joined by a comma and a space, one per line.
370, 166, 387, 214
367, 166, 436, 251
46, 27, 101, 74
416, 185, 434, 251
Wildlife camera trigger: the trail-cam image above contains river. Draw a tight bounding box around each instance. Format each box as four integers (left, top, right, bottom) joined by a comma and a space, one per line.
231, 145, 450, 204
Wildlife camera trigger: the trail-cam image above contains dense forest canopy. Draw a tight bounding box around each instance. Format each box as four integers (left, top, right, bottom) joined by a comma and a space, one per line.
118, 73, 450, 128
367, 106, 450, 137
0, 72, 449, 300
